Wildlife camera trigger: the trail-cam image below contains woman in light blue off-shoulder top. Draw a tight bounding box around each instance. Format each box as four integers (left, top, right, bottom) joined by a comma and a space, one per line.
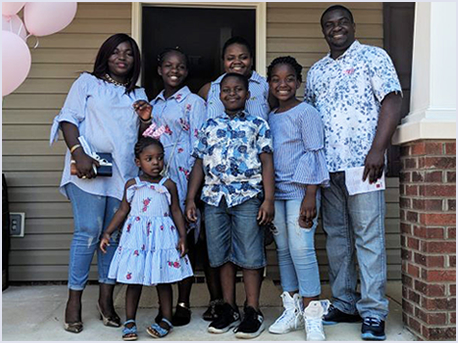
49, 34, 150, 334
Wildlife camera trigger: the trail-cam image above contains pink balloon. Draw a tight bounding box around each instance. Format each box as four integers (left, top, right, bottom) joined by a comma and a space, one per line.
24, 2, 77, 37
2, 30, 31, 97
2, 14, 27, 40
2, 2, 26, 16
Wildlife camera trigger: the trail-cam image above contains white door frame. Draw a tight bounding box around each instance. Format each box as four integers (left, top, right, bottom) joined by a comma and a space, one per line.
131, 2, 267, 77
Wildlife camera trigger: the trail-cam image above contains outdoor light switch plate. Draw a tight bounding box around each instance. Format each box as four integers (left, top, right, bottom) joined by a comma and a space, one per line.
9, 212, 25, 237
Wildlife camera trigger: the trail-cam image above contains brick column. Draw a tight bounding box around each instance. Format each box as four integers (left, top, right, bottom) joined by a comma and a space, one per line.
400, 140, 456, 340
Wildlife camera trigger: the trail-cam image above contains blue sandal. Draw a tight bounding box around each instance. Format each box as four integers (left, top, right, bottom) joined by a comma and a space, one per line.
146, 318, 173, 338
122, 320, 138, 341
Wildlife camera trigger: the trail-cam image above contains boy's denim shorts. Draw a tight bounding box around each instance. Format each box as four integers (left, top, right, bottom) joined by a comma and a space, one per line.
204, 195, 266, 269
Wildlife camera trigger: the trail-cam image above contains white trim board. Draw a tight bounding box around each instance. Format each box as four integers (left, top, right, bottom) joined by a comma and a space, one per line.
392, 109, 457, 145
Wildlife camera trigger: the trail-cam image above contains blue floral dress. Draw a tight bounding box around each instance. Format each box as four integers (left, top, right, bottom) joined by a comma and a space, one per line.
108, 177, 193, 285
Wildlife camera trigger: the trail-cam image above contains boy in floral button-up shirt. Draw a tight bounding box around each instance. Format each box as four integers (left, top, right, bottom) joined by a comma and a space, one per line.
186, 73, 275, 338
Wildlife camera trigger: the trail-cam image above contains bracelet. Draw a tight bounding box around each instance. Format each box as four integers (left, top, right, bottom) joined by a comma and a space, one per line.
70, 144, 81, 154
139, 116, 152, 124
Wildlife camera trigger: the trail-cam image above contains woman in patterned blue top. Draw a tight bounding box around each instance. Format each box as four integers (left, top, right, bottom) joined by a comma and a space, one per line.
266, 56, 330, 339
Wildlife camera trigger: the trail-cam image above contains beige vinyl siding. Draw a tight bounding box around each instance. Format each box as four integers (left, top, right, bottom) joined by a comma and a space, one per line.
2, 2, 132, 281
265, 2, 400, 281
267, 2, 384, 98
3, 2, 400, 282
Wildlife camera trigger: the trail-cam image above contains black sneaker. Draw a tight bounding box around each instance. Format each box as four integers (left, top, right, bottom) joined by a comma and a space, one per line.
361, 317, 386, 341
235, 306, 265, 339
322, 304, 361, 325
172, 303, 191, 326
208, 303, 240, 334
202, 299, 224, 321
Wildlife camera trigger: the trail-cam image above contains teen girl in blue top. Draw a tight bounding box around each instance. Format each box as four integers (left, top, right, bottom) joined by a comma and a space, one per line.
133, 48, 206, 327
266, 56, 330, 339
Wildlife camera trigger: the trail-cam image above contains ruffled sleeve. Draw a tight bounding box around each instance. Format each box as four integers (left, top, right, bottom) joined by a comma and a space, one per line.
126, 185, 136, 204
292, 105, 330, 187
49, 73, 91, 145
126, 180, 172, 205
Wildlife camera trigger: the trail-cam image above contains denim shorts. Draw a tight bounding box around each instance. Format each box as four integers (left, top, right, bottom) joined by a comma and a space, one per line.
204, 195, 266, 269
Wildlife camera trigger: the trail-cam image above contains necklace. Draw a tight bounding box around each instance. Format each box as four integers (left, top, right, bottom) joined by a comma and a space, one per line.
104, 73, 129, 87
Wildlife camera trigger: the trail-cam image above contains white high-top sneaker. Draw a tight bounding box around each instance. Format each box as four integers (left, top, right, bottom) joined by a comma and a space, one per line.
269, 292, 304, 334
303, 300, 330, 341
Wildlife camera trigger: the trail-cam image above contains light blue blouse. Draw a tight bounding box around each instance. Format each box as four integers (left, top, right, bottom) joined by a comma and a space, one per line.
49, 73, 148, 201
151, 86, 207, 212
206, 71, 270, 121
268, 102, 330, 200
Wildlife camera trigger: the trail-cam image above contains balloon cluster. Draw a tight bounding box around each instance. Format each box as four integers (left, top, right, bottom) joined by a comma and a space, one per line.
2, 2, 78, 97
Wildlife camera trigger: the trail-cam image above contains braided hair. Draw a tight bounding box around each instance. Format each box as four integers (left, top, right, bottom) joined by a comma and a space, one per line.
267, 56, 303, 83
134, 136, 164, 158
157, 47, 189, 68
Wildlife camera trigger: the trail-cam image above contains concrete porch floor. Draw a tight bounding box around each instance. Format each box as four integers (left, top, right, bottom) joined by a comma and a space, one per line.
2, 280, 416, 341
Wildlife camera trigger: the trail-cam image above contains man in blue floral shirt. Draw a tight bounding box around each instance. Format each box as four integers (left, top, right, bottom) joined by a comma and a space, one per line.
305, 5, 402, 341
186, 73, 275, 339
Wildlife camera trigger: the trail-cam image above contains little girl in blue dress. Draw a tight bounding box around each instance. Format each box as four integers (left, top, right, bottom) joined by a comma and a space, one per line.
100, 136, 193, 340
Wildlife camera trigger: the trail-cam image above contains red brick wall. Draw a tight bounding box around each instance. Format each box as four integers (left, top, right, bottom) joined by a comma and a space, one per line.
400, 140, 456, 340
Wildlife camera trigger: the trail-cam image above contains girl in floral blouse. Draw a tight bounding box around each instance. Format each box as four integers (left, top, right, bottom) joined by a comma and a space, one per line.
100, 136, 193, 340
133, 47, 207, 326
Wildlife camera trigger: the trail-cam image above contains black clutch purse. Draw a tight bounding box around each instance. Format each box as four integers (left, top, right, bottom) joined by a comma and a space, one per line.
70, 152, 113, 177
94, 153, 113, 177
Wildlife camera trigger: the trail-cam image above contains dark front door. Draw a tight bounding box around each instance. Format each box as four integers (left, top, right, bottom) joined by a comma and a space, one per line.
141, 6, 256, 100
383, 3, 415, 176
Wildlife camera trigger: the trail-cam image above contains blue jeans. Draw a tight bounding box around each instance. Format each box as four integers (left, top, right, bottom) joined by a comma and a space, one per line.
273, 197, 321, 298
321, 172, 388, 320
66, 183, 120, 290
204, 195, 266, 269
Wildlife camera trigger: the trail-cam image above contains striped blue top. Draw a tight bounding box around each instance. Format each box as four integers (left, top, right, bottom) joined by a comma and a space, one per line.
206, 71, 270, 120
268, 102, 330, 200
49, 73, 148, 201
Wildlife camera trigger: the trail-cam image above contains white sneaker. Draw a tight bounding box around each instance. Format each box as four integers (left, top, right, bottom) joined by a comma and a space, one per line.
269, 292, 304, 334
303, 300, 330, 341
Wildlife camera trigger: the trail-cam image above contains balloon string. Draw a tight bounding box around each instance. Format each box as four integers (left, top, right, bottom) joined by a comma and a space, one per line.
18, 20, 25, 37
